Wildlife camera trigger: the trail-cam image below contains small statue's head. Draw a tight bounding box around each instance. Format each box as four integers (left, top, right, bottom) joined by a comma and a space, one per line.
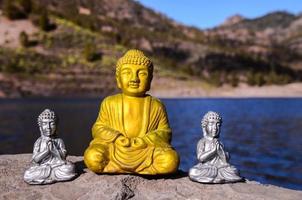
37, 109, 57, 137
116, 49, 153, 97
201, 111, 222, 138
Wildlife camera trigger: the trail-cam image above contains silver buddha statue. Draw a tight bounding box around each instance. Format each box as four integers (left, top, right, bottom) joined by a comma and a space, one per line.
189, 111, 242, 183
24, 109, 76, 185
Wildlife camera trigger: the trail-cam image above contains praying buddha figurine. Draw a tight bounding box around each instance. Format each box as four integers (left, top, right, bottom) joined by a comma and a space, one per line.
24, 109, 76, 185
84, 49, 179, 174
189, 111, 242, 183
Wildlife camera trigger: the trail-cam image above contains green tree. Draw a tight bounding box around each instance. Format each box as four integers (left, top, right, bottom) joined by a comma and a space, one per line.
20, 0, 32, 14
230, 73, 239, 87
254, 73, 265, 86
3, 0, 18, 19
208, 71, 222, 87
19, 31, 29, 47
3, 0, 32, 19
247, 72, 265, 86
83, 43, 98, 62
39, 10, 51, 31
247, 71, 256, 86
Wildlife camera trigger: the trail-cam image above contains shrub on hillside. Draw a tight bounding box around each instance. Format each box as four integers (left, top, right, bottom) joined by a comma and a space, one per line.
19, 0, 32, 14
0, 48, 59, 74
247, 72, 265, 86
266, 70, 292, 85
83, 43, 99, 62
39, 10, 51, 31
19, 31, 29, 47
3, 0, 32, 19
208, 71, 223, 87
229, 73, 240, 87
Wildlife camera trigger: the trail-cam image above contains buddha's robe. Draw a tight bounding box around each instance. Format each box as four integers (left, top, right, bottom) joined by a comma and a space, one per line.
84, 94, 179, 174
24, 137, 76, 184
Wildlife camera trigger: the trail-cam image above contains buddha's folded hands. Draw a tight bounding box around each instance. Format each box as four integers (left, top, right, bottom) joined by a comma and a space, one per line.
115, 136, 148, 149
130, 137, 147, 149
115, 135, 130, 147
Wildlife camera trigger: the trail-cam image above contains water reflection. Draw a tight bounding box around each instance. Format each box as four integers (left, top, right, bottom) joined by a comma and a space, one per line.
0, 98, 301, 190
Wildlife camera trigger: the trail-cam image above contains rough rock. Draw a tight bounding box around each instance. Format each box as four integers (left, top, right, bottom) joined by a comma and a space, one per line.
0, 154, 301, 200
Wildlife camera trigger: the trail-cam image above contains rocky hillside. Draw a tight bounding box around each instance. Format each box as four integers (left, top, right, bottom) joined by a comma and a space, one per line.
0, 0, 301, 97
207, 11, 302, 70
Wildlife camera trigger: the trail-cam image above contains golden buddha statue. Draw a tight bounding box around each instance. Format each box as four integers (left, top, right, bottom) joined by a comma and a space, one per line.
84, 49, 179, 174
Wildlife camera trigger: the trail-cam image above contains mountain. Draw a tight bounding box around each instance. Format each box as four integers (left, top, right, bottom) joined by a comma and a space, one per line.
220, 14, 245, 27
0, 0, 301, 97
218, 11, 297, 30
206, 11, 302, 70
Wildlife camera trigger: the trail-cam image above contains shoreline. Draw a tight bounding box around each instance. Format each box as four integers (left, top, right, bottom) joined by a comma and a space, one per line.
149, 77, 302, 98
1, 73, 302, 98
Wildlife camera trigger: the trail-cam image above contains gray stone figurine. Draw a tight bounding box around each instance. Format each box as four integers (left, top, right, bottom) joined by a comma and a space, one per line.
24, 109, 76, 185
189, 111, 242, 183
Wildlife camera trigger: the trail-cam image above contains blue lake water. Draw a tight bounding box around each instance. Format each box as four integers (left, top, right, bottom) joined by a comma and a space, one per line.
0, 98, 301, 190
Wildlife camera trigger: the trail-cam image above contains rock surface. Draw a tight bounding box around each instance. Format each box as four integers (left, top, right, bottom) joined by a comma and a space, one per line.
0, 154, 301, 200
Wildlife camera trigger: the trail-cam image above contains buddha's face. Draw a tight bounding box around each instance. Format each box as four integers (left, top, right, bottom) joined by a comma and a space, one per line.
40, 118, 56, 137
205, 119, 221, 138
117, 64, 152, 97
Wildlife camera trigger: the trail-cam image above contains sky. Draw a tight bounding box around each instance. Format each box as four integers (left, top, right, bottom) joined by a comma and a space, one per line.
137, 0, 302, 29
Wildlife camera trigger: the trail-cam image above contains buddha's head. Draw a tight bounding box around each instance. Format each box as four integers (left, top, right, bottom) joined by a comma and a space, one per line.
38, 109, 57, 137
116, 49, 153, 97
201, 111, 222, 139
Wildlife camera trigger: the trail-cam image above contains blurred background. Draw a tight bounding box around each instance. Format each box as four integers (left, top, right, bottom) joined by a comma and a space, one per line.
0, 0, 302, 97
0, 0, 301, 191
